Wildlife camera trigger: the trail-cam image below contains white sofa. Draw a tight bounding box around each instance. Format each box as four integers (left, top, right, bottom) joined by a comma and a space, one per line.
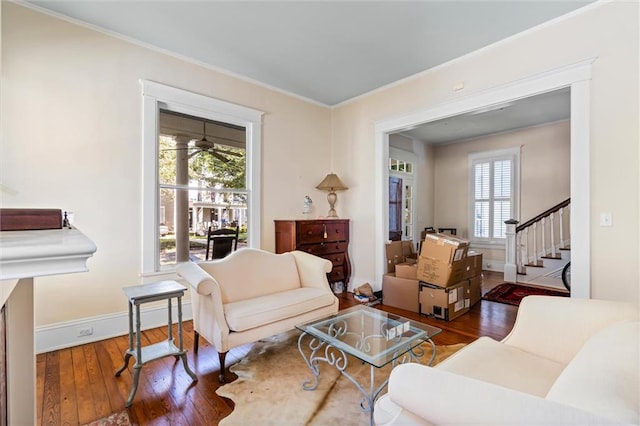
177, 248, 339, 381
374, 295, 639, 425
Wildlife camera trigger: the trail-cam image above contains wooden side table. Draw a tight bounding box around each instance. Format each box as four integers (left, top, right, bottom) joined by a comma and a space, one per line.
115, 280, 197, 407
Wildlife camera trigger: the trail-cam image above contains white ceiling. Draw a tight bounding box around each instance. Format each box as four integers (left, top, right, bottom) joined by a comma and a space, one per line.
402, 87, 571, 144
26, 0, 592, 107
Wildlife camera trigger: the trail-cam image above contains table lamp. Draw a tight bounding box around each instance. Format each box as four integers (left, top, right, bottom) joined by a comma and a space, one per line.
316, 173, 348, 218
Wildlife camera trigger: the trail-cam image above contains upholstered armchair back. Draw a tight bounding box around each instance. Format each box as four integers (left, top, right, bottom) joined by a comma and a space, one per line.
197, 249, 302, 303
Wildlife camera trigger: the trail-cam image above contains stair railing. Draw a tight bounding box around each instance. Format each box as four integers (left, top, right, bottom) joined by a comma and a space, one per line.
504, 198, 571, 282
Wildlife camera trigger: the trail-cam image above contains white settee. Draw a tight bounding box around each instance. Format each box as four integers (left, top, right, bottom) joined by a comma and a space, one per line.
177, 248, 339, 381
374, 295, 639, 425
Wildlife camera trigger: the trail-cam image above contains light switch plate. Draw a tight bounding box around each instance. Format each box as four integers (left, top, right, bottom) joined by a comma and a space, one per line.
599, 212, 612, 227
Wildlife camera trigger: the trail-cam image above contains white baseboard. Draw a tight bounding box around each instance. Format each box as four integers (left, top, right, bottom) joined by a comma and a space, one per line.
35, 301, 193, 354
483, 258, 505, 273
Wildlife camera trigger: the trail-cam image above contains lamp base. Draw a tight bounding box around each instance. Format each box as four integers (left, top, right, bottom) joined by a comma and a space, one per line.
326, 191, 339, 218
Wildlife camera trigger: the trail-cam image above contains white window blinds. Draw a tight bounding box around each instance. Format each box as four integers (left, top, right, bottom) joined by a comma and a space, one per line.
471, 150, 518, 241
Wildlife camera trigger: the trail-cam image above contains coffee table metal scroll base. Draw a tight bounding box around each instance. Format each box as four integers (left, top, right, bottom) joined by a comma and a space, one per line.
297, 331, 437, 426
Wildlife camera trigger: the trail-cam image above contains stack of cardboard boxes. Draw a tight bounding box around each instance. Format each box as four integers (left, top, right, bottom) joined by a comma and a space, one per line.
382, 233, 483, 321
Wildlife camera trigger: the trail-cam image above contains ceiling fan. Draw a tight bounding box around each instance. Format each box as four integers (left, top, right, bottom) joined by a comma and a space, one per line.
164, 120, 244, 163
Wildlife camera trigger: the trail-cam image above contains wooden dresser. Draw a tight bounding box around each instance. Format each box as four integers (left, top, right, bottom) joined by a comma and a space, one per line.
274, 219, 351, 292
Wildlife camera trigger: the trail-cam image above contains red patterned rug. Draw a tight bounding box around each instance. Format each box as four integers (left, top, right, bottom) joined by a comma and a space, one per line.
482, 283, 569, 306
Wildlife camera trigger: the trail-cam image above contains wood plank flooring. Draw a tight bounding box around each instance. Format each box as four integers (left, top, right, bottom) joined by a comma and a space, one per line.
36, 271, 516, 425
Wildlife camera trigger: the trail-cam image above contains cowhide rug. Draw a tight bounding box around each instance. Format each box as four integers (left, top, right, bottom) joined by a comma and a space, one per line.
217, 330, 465, 425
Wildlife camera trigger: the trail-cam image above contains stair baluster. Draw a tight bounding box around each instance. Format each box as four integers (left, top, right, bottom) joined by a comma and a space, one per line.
541, 217, 546, 260
532, 222, 539, 266
550, 212, 557, 258
521, 228, 529, 272
559, 206, 565, 248
506, 198, 571, 283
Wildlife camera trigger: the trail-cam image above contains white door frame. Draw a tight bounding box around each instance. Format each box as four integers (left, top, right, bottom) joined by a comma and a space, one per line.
389, 147, 418, 247
374, 58, 594, 299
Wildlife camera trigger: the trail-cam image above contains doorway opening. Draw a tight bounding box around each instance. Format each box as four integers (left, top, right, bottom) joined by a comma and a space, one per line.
375, 59, 594, 298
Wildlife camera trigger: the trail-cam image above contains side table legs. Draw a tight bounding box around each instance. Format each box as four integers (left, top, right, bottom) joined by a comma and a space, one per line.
115, 284, 197, 407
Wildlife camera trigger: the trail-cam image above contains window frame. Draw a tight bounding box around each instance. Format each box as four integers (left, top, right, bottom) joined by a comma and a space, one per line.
141, 80, 263, 276
468, 147, 520, 246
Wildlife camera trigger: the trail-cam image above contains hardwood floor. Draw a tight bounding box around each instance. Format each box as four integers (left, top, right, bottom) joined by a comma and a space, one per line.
36, 271, 516, 425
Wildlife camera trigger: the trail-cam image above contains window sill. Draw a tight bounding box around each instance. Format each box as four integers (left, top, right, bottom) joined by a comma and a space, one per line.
469, 240, 506, 250
139, 269, 180, 282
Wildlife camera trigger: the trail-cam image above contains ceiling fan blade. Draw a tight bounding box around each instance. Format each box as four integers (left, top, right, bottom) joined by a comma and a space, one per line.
213, 148, 243, 157
161, 147, 199, 151
208, 150, 230, 163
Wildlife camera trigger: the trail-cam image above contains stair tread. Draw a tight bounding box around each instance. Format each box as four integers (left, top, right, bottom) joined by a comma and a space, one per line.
541, 255, 563, 259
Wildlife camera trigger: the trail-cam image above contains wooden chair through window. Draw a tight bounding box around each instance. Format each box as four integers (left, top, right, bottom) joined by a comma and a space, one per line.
205, 227, 239, 260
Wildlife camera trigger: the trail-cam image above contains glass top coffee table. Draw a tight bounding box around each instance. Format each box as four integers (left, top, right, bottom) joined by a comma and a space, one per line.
296, 305, 442, 425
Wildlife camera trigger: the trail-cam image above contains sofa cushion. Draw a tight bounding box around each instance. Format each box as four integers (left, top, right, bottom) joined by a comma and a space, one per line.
201, 250, 301, 303
546, 320, 639, 425
436, 336, 565, 397
224, 287, 336, 332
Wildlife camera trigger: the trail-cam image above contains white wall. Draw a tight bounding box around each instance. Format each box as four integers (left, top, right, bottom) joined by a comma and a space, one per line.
332, 1, 639, 303
1, 3, 332, 327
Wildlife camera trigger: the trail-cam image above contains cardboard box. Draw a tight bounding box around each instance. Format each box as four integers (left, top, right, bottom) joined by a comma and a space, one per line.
385, 240, 417, 273
465, 252, 483, 279
417, 256, 468, 288
395, 262, 418, 280
468, 275, 483, 307
382, 273, 420, 313
419, 281, 470, 321
420, 233, 469, 264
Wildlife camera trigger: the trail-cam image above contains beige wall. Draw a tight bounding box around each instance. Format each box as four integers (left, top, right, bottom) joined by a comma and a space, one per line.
1, 3, 331, 325
332, 1, 639, 303
434, 120, 570, 238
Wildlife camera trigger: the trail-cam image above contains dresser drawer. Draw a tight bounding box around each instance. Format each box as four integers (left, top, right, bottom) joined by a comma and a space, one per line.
324, 253, 346, 267
298, 222, 348, 244
300, 242, 347, 256
327, 266, 346, 282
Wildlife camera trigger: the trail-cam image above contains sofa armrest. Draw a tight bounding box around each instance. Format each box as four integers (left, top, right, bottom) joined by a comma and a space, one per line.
176, 261, 229, 349
177, 261, 219, 296
384, 363, 617, 425
502, 296, 638, 364
290, 250, 333, 290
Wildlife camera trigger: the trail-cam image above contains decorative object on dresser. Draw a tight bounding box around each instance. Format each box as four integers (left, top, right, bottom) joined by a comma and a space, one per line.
315, 173, 348, 218
275, 219, 351, 293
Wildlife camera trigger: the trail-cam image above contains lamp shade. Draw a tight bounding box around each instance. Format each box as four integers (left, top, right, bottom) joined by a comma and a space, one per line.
315, 173, 348, 191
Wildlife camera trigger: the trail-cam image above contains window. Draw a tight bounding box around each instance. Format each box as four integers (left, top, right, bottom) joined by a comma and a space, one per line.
141, 80, 263, 275
158, 110, 248, 267
469, 148, 519, 242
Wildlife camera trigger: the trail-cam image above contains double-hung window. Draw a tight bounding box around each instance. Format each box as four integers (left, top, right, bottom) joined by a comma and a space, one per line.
141, 80, 263, 275
469, 148, 520, 243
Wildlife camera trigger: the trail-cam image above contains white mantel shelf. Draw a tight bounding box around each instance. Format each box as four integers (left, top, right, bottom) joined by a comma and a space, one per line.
0, 226, 96, 425
0, 227, 97, 280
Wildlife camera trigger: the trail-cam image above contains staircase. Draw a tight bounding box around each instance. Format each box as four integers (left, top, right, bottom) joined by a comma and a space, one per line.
504, 198, 570, 290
